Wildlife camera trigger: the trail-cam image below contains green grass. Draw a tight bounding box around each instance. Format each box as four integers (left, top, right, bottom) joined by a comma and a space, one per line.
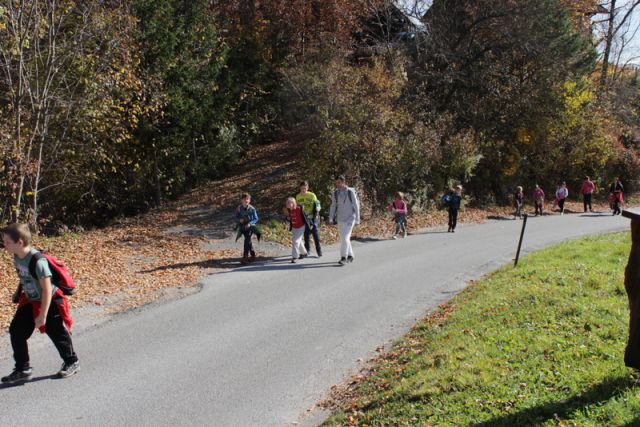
325, 233, 640, 426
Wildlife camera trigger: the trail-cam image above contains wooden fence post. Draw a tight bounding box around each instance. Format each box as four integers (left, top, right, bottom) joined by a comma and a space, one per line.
622, 209, 640, 369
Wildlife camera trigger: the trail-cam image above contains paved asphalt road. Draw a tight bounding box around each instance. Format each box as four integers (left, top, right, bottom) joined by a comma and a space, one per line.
0, 212, 629, 426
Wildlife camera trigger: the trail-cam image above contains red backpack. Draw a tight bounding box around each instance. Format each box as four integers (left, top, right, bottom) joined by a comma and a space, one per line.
28, 250, 77, 296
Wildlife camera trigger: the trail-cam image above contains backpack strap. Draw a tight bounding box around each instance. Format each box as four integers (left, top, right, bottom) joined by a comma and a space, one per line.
28, 251, 46, 281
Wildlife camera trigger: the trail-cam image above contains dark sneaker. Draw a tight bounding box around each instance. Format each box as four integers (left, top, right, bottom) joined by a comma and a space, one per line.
316, 251, 322, 258
347, 256, 354, 263
2, 368, 33, 384
249, 251, 257, 262
240, 256, 249, 265
338, 257, 347, 265
299, 254, 307, 259
58, 361, 80, 378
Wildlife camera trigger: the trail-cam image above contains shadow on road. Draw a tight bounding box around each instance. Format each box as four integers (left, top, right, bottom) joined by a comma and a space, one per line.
138, 257, 265, 273
470, 375, 637, 427
0, 374, 60, 391
236, 261, 342, 272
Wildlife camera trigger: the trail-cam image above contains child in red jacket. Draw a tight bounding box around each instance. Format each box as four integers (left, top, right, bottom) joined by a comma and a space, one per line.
286, 197, 309, 263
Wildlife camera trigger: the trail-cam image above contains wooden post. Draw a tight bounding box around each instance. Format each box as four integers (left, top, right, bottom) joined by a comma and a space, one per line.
514, 214, 528, 267
622, 209, 640, 369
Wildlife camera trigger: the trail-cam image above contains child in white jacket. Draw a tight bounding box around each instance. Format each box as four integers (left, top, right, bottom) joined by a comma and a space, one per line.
329, 175, 360, 266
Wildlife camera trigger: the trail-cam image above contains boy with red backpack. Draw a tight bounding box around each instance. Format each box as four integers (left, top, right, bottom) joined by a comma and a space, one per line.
1, 223, 79, 384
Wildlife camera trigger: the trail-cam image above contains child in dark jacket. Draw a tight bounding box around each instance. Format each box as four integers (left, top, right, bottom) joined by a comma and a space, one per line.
514, 186, 524, 219
448, 186, 463, 232
533, 185, 545, 216
235, 193, 260, 264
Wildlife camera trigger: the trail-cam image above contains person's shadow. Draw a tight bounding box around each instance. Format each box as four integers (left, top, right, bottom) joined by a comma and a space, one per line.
471, 375, 638, 426
0, 374, 60, 390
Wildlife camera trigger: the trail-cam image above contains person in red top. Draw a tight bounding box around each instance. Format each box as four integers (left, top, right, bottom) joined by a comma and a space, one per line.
580, 176, 596, 213
386, 191, 408, 239
286, 197, 309, 263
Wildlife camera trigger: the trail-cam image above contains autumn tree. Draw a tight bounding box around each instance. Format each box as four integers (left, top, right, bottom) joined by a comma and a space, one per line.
413, 0, 598, 199
133, 0, 230, 206
0, 1, 110, 225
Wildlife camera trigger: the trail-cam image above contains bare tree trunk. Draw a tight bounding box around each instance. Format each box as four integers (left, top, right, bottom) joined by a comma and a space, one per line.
153, 146, 162, 205
599, 0, 616, 95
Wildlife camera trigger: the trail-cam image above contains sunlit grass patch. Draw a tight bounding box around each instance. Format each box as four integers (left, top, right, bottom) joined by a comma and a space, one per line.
325, 233, 640, 426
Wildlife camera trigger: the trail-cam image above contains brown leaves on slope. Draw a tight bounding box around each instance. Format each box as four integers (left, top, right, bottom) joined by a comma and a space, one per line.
0, 220, 232, 331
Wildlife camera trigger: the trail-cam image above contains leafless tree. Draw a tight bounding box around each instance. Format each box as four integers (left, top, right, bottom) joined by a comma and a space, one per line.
0, 0, 94, 225
594, 0, 640, 94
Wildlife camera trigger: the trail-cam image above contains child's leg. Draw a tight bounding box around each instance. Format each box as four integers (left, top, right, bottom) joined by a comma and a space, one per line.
9, 304, 36, 370
45, 299, 78, 365
338, 221, 354, 258
312, 222, 322, 255
303, 226, 311, 253
243, 228, 253, 256
292, 227, 307, 258
298, 229, 308, 256
451, 208, 459, 230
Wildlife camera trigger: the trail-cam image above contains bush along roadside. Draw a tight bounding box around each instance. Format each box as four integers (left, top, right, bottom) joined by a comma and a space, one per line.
323, 232, 640, 426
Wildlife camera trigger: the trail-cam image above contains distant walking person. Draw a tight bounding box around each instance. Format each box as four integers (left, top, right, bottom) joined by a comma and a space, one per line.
514, 186, 524, 219
448, 185, 463, 233
286, 197, 309, 263
235, 193, 260, 264
295, 181, 322, 257
556, 182, 568, 215
580, 176, 596, 213
610, 178, 624, 215
533, 185, 545, 216
329, 175, 360, 265
386, 192, 408, 239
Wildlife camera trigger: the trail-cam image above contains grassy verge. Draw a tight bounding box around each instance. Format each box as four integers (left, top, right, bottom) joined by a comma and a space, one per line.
324, 232, 640, 426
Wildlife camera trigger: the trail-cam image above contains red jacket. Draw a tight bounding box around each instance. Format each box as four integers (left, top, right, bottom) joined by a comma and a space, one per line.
580, 181, 595, 195
18, 289, 73, 333
289, 206, 306, 229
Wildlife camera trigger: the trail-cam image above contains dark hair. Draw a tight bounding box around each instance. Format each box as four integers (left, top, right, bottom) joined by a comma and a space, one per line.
2, 223, 31, 246
299, 180, 309, 188
240, 192, 251, 200
335, 175, 346, 182
584, 176, 590, 180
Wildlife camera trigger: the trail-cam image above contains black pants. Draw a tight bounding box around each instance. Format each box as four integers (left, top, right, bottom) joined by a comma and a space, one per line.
535, 202, 544, 216
558, 198, 565, 213
10, 299, 77, 371
303, 222, 322, 255
448, 208, 459, 230
583, 194, 592, 212
613, 201, 621, 215
242, 227, 254, 257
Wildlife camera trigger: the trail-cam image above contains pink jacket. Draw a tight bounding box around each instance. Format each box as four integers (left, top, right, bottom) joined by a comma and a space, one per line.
387, 200, 407, 214
580, 181, 595, 195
